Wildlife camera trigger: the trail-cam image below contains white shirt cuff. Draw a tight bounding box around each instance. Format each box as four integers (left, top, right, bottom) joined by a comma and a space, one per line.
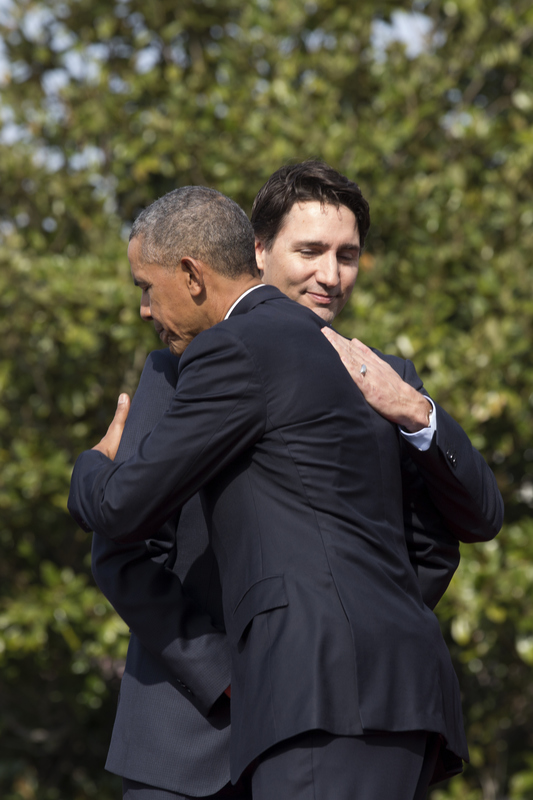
399, 397, 436, 452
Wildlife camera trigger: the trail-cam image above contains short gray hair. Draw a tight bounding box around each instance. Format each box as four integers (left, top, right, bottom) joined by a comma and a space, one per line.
130, 186, 258, 279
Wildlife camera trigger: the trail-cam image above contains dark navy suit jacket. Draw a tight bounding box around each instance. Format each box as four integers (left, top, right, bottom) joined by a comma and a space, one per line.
91, 351, 233, 794
73, 286, 503, 788
91, 345, 463, 793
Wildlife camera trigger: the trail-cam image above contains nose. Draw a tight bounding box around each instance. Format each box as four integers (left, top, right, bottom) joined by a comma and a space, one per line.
315, 252, 340, 288
139, 291, 152, 321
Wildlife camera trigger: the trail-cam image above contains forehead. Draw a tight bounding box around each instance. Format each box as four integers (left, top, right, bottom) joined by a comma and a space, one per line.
276, 201, 359, 243
128, 236, 156, 282
127, 235, 144, 267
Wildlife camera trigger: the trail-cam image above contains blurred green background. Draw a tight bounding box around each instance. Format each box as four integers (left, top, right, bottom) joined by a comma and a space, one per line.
0, 0, 532, 797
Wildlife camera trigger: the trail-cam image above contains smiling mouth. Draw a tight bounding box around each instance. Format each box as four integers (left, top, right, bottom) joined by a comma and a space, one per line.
307, 292, 339, 304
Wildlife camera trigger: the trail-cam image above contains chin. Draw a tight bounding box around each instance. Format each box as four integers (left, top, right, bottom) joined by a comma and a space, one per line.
168, 340, 185, 356
312, 306, 336, 324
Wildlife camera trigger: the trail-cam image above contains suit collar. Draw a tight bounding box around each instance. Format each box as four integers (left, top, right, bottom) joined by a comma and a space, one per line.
227, 284, 286, 317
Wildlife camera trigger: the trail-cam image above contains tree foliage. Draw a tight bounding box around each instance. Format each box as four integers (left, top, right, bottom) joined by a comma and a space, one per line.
0, 1, 531, 797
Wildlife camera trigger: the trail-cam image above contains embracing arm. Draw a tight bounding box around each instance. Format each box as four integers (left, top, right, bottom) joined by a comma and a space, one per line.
69, 327, 266, 541
389, 353, 503, 544
321, 329, 503, 605
321, 328, 503, 541
92, 524, 231, 715
90, 348, 231, 714
400, 443, 460, 608
405, 399, 503, 543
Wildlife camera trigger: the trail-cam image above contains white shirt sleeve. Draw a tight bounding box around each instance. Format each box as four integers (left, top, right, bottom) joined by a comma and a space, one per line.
399, 397, 437, 452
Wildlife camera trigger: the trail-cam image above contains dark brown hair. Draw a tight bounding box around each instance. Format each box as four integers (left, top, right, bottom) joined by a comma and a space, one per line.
251, 161, 370, 249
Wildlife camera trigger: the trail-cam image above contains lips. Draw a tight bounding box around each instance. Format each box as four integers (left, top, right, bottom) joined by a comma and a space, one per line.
307, 292, 339, 304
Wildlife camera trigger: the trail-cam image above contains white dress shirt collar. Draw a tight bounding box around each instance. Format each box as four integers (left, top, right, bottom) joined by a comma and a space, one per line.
224, 283, 266, 320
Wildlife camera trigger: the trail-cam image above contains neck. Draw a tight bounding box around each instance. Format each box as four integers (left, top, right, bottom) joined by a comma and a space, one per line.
221, 277, 262, 318
199, 263, 262, 327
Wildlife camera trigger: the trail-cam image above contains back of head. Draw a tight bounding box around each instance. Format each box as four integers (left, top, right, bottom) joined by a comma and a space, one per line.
130, 186, 258, 279
251, 161, 370, 250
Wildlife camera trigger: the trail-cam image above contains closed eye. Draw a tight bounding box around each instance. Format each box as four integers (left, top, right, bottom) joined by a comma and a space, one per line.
338, 250, 359, 263
299, 248, 322, 257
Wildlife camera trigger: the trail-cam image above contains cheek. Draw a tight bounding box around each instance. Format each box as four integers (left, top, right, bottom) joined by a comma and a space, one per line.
260, 259, 278, 285
341, 268, 359, 296
284, 262, 311, 290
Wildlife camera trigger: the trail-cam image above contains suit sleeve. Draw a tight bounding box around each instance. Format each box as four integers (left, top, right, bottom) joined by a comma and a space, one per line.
92, 531, 230, 715
376, 353, 503, 608
399, 358, 504, 544
400, 439, 461, 609
69, 326, 266, 542
90, 349, 231, 715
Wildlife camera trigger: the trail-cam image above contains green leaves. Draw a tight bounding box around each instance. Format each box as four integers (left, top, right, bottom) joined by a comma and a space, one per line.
1, 0, 532, 796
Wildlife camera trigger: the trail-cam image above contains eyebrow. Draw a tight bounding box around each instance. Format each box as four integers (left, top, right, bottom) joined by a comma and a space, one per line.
293, 240, 360, 252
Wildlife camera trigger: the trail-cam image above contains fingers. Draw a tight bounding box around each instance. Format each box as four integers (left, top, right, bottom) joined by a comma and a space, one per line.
321, 327, 347, 350
114, 393, 131, 424
321, 327, 353, 362
322, 328, 367, 360
92, 393, 130, 459
322, 328, 367, 379
323, 330, 429, 427
106, 393, 130, 440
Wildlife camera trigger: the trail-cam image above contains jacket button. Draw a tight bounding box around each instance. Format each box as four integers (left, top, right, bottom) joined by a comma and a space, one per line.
446, 449, 457, 468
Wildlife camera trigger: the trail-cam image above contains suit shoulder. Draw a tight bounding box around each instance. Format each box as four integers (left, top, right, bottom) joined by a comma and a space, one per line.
227, 293, 324, 337
177, 325, 263, 394
181, 297, 323, 372
147, 347, 180, 375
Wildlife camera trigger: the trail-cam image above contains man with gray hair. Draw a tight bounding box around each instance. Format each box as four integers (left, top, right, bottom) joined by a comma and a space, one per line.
70, 179, 502, 799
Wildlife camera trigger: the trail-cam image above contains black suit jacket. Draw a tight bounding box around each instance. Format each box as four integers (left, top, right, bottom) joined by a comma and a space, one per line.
72, 286, 503, 783
91, 351, 232, 794
91, 346, 464, 793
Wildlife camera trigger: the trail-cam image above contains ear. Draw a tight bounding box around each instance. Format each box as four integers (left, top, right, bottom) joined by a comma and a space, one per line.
181, 257, 205, 298
255, 238, 266, 277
